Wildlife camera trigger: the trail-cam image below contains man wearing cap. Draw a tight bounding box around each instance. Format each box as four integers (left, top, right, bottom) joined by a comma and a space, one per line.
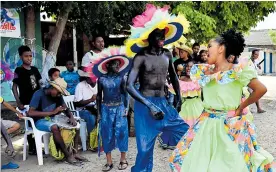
125, 4, 189, 172
28, 78, 83, 164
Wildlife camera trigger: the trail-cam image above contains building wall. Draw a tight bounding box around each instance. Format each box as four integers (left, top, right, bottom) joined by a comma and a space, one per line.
1, 2, 43, 101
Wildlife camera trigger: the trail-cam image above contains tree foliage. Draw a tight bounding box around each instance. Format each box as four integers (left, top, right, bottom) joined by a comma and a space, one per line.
269, 30, 276, 45
22, 1, 276, 43
171, 1, 276, 43
39, 2, 146, 37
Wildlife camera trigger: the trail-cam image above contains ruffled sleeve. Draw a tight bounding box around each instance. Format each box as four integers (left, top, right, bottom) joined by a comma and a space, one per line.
238, 61, 258, 87
168, 80, 201, 97
190, 64, 214, 87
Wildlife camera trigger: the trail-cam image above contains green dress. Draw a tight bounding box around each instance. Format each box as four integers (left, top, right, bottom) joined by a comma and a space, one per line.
169, 58, 276, 172
168, 80, 204, 127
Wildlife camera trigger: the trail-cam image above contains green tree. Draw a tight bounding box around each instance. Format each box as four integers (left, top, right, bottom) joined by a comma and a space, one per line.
156, 1, 276, 44
66, 2, 147, 37
269, 30, 276, 45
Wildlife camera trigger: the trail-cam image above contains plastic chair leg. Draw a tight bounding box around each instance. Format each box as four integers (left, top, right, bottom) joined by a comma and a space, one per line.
43, 134, 50, 155
34, 135, 43, 165
80, 121, 87, 151
23, 134, 28, 161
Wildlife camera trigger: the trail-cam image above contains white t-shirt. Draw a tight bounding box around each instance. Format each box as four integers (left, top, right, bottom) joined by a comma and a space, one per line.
81, 50, 101, 67
74, 81, 98, 110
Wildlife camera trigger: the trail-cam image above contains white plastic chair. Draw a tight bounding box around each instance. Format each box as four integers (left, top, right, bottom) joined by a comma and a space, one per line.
16, 106, 50, 166
63, 95, 87, 151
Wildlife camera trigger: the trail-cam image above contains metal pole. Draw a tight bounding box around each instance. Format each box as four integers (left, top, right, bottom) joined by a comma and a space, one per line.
73, 25, 78, 69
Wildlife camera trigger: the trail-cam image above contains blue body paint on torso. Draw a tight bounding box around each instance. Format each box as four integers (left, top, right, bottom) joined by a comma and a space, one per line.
100, 75, 123, 104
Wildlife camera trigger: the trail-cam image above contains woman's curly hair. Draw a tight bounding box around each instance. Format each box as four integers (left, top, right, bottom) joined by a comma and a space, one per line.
215, 29, 246, 58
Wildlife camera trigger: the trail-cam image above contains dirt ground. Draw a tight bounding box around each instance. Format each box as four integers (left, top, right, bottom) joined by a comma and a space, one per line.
1, 98, 276, 172
1, 75, 276, 171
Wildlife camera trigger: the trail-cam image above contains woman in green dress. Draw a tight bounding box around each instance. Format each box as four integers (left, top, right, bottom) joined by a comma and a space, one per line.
168, 61, 204, 127
169, 29, 275, 172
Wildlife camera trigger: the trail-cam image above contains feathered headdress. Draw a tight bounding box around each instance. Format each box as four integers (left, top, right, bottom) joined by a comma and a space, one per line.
125, 3, 190, 57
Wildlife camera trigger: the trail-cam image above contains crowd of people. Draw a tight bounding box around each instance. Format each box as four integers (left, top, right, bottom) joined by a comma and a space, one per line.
1, 3, 274, 172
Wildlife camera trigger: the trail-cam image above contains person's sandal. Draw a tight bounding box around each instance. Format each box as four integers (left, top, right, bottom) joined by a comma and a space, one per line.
102, 163, 113, 171
118, 161, 128, 170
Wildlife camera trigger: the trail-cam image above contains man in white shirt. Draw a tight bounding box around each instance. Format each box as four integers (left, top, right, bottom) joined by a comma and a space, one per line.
81, 36, 105, 68
74, 70, 98, 138
250, 49, 266, 113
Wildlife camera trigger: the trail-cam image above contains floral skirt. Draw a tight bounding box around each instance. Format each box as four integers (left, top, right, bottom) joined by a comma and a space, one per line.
169, 111, 276, 172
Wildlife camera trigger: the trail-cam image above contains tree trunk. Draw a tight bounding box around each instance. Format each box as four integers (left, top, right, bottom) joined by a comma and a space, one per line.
47, 2, 73, 56
25, 6, 36, 46
41, 2, 73, 85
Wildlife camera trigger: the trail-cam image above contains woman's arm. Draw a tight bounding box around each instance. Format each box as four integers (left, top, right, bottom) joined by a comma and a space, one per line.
236, 78, 267, 115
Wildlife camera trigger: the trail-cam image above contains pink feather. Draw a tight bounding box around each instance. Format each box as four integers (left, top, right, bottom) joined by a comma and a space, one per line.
132, 4, 170, 27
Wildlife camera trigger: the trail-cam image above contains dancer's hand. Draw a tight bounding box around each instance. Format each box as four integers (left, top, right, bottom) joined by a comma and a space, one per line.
149, 104, 164, 120
175, 98, 182, 113
234, 106, 243, 117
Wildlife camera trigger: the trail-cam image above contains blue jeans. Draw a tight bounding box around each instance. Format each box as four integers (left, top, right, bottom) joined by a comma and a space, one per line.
79, 110, 96, 134
168, 92, 174, 106
35, 119, 56, 132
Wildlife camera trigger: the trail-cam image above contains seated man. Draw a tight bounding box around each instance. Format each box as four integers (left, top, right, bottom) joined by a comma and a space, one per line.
74, 70, 97, 147
28, 78, 84, 164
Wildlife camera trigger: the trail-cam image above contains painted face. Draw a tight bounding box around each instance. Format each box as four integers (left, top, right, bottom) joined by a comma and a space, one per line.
93, 37, 105, 51
66, 61, 74, 72
148, 29, 165, 48
185, 61, 194, 76
207, 39, 221, 65
51, 71, 60, 81
179, 49, 189, 59
107, 60, 120, 73
21, 51, 32, 65
252, 51, 259, 60
193, 46, 200, 55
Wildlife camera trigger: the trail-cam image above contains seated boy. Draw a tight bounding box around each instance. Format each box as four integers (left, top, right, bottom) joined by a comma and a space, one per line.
28, 78, 85, 164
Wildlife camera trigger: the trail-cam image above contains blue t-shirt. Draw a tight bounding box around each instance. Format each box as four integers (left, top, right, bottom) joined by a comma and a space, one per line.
29, 89, 64, 122
61, 70, 80, 95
